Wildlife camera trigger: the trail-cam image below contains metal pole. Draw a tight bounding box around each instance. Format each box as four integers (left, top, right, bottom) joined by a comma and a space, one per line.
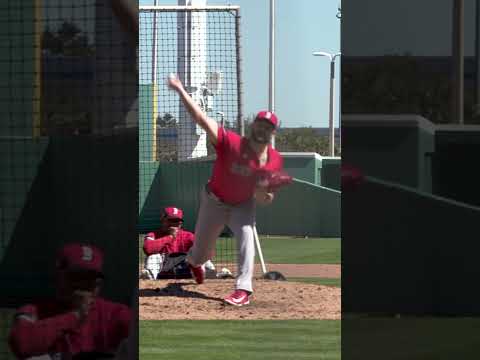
33, 0, 42, 138
0, 207, 4, 252
313, 51, 340, 156
269, 0, 276, 147
336, 9, 341, 152
151, 0, 159, 160
338, 59, 341, 153
235, 9, 245, 136
329, 60, 335, 156
476, 0, 480, 115
452, 0, 464, 124
140, 5, 240, 11
253, 225, 268, 274
152, 0, 158, 84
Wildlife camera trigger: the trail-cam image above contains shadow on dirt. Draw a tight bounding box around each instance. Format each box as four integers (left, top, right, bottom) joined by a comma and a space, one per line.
139, 281, 223, 303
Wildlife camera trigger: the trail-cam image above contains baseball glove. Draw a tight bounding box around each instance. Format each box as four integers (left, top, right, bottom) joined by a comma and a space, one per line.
256, 169, 293, 193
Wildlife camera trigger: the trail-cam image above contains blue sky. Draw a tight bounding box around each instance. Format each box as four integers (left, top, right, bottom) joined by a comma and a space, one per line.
139, 0, 340, 128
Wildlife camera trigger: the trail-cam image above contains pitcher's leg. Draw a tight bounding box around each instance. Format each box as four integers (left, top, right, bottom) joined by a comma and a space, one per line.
228, 202, 256, 294
186, 188, 227, 267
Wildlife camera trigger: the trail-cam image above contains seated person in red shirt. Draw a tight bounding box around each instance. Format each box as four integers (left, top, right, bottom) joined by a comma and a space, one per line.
8, 243, 132, 360
141, 207, 215, 280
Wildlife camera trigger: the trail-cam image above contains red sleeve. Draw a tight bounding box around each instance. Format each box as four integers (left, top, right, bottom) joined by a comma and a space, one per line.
172, 231, 195, 253
143, 234, 173, 256
215, 127, 241, 152
273, 150, 284, 171
185, 231, 195, 250
8, 305, 79, 359
214, 126, 227, 152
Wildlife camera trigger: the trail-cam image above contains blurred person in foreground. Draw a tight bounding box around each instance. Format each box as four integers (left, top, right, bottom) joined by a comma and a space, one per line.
8, 243, 132, 360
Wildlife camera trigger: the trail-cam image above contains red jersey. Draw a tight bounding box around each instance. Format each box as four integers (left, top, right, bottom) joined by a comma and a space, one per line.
8, 297, 131, 359
143, 229, 195, 255
209, 127, 283, 205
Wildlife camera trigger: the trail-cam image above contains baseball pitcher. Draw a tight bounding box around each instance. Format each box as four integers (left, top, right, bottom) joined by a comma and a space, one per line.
167, 74, 292, 306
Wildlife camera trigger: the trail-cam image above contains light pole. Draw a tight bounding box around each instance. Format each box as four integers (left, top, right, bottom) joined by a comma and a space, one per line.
269, 0, 276, 148
313, 51, 341, 157
452, 0, 464, 123
151, 0, 159, 160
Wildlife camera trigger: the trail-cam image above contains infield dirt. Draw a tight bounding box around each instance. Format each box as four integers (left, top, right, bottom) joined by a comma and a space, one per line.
139, 273, 340, 320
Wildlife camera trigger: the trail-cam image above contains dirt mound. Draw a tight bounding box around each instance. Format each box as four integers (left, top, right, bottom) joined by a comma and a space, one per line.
139, 279, 340, 320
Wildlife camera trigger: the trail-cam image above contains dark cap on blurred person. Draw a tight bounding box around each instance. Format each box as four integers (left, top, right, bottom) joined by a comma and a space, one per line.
56, 243, 104, 277
161, 207, 183, 221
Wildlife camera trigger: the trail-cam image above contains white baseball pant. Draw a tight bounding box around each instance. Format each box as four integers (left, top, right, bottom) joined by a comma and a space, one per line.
186, 186, 256, 293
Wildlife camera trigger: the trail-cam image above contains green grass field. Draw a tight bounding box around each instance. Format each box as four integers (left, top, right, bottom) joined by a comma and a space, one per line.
139, 236, 341, 266
343, 317, 480, 359
138, 237, 341, 359
140, 320, 340, 360
217, 237, 341, 264
289, 277, 341, 287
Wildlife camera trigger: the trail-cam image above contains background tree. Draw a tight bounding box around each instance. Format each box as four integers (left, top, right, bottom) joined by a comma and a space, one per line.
244, 113, 340, 156
157, 113, 176, 128
275, 128, 340, 156
156, 113, 177, 161
42, 21, 94, 56
342, 54, 480, 124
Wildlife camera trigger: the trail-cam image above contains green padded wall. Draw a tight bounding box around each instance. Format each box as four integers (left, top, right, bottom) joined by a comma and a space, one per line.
139, 162, 340, 237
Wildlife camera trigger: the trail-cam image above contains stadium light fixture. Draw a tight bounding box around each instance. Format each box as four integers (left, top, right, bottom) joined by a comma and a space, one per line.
313, 51, 341, 157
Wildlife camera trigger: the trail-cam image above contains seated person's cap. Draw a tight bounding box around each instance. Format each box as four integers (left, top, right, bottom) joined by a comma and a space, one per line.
56, 243, 104, 276
162, 207, 183, 220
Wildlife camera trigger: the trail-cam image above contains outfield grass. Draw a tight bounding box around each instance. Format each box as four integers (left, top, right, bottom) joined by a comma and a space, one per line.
251, 237, 340, 264
140, 236, 341, 266
216, 237, 341, 264
343, 317, 480, 359
288, 277, 341, 287
140, 320, 340, 360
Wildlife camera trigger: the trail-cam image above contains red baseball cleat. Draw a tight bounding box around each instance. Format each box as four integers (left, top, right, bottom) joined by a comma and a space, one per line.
224, 289, 250, 306
188, 263, 205, 284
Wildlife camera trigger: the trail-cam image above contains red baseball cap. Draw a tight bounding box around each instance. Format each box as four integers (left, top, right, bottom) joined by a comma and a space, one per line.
162, 207, 183, 220
56, 243, 104, 276
255, 110, 279, 128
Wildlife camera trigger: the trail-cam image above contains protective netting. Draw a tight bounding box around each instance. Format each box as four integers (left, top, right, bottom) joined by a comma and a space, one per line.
0, 1, 137, 358
139, 7, 241, 280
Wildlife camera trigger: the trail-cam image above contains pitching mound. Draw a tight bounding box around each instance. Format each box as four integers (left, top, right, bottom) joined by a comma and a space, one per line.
139, 279, 340, 320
